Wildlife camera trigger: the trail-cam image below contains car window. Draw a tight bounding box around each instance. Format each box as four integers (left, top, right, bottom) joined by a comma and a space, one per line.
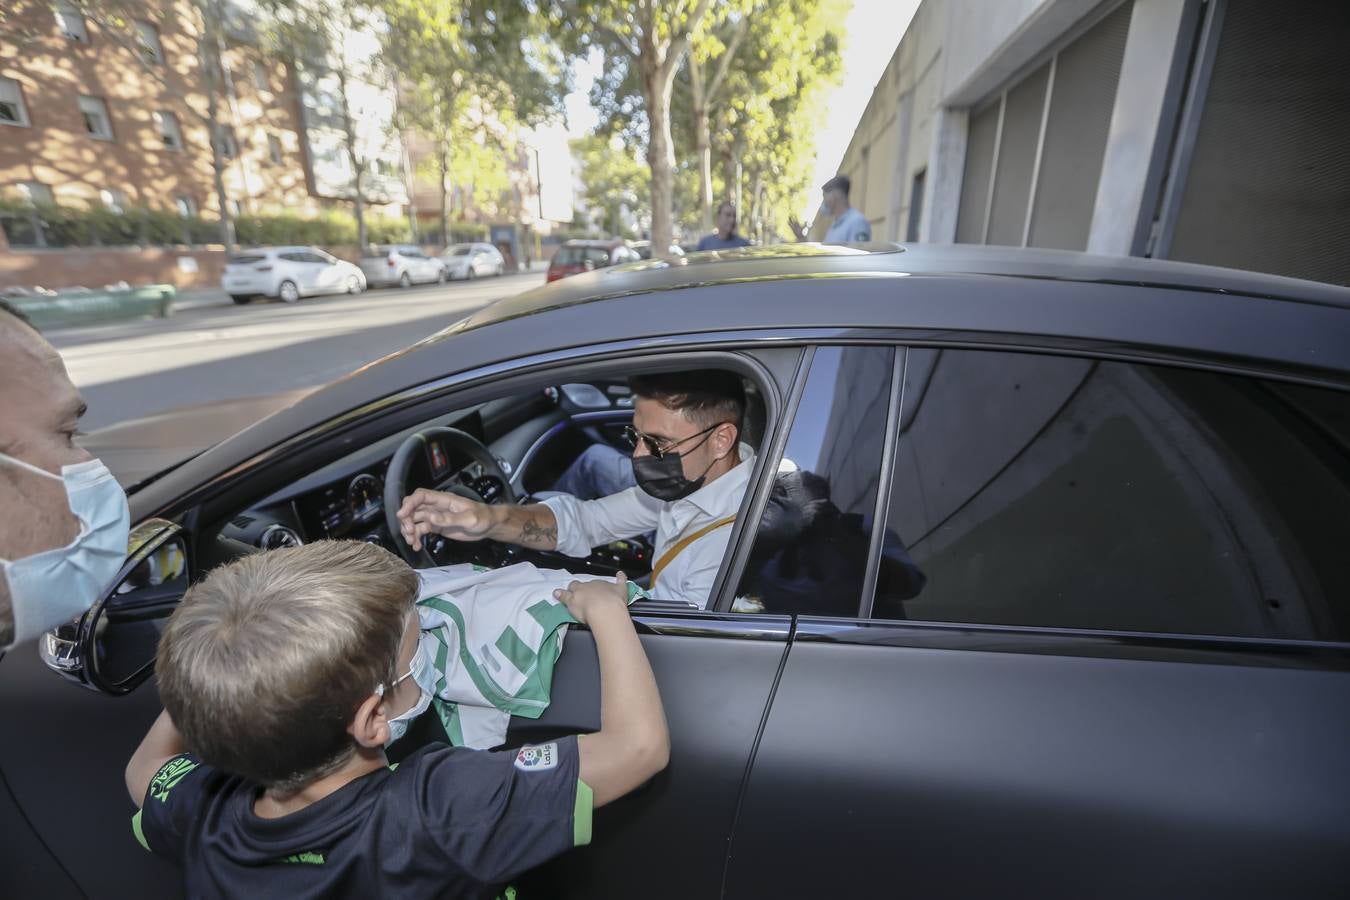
450, 247, 472, 256
278, 252, 306, 262
229, 254, 265, 264
734, 346, 894, 616
873, 349, 1350, 641
315, 250, 338, 264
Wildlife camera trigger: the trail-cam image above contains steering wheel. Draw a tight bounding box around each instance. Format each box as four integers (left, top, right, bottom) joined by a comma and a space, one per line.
383, 427, 517, 567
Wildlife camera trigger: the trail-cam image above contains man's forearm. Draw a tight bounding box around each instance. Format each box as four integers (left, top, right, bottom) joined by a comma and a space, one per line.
486, 503, 559, 551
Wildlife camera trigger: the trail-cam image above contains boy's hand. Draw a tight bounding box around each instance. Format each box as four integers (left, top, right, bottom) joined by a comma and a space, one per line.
554, 573, 629, 625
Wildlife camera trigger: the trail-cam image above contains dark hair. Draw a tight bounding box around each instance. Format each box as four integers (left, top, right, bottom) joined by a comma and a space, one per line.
0, 298, 34, 328
628, 371, 745, 433
717, 201, 737, 218
822, 174, 851, 197
157, 541, 418, 794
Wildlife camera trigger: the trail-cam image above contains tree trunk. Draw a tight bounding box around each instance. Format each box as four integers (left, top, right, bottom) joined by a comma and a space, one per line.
336, 66, 367, 249
641, 59, 676, 257
438, 140, 449, 246
202, 0, 234, 248
689, 57, 713, 234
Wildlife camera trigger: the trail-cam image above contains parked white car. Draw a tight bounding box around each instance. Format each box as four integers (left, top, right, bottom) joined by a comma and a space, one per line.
439, 242, 505, 280
359, 245, 447, 288
222, 247, 365, 305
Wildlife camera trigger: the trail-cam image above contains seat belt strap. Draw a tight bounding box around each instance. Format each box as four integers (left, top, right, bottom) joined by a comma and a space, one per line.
650, 515, 737, 588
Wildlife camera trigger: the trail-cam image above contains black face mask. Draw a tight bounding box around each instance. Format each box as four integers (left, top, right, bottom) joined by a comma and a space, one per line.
633, 451, 711, 501
632, 427, 722, 502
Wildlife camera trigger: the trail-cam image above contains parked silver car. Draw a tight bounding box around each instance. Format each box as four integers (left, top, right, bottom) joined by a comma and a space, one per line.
439, 242, 505, 280
358, 245, 447, 288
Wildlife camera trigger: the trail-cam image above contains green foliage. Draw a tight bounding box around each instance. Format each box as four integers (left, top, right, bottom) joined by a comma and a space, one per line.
571, 133, 650, 235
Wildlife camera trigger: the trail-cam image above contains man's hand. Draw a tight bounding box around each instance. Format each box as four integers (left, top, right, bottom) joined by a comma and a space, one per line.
554, 572, 629, 625
397, 489, 495, 550
788, 216, 808, 241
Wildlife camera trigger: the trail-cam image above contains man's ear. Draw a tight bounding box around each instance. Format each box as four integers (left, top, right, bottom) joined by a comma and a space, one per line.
712, 421, 738, 459
349, 692, 389, 749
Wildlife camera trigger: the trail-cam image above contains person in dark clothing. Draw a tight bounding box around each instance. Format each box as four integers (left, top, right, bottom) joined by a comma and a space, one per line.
125, 540, 668, 899
696, 202, 752, 251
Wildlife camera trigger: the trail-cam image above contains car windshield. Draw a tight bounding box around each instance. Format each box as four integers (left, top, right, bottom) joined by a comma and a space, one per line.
448, 247, 472, 256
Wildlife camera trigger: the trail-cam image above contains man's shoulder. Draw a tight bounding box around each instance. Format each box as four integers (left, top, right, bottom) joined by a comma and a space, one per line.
696, 234, 720, 250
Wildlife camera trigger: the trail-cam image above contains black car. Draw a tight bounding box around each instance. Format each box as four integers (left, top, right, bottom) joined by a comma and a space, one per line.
4, 243, 1349, 899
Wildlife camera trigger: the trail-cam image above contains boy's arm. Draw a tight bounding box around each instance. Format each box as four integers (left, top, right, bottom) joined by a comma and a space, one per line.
126, 709, 186, 808
553, 574, 670, 808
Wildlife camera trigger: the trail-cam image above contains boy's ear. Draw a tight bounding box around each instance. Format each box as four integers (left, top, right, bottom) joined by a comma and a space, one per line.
349, 692, 389, 749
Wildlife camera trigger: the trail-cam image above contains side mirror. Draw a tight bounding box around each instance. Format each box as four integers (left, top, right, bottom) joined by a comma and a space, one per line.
40, 518, 189, 695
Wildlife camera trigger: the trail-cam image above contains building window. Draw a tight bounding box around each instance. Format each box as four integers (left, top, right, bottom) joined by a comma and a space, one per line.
154, 110, 182, 149
54, 1, 88, 42
0, 76, 29, 127
174, 195, 196, 217
100, 188, 128, 214
17, 181, 55, 206
252, 60, 269, 92
135, 21, 164, 64
78, 95, 113, 140
267, 133, 283, 165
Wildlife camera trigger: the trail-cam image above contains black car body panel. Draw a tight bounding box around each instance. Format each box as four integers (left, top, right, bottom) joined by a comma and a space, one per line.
3, 244, 1349, 899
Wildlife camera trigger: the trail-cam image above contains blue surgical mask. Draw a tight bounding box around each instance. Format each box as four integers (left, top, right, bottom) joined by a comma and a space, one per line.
0, 452, 130, 650
382, 638, 435, 746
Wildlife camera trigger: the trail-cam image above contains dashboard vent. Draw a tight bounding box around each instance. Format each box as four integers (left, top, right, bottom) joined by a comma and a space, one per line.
230, 514, 254, 529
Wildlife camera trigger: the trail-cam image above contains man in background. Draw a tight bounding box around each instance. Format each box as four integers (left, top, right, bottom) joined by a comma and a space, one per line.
697, 202, 752, 251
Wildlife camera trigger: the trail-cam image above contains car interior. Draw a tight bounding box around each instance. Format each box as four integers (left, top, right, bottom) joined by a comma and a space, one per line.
212, 370, 766, 589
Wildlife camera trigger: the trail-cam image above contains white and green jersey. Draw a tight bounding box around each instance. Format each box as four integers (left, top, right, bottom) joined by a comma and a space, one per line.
415, 562, 647, 748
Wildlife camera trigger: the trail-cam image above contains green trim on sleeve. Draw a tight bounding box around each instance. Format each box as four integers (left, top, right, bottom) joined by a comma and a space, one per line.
573, 779, 594, 847
131, 808, 150, 852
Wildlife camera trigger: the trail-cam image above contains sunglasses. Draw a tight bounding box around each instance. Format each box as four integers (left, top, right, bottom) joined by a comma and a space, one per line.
622, 422, 725, 460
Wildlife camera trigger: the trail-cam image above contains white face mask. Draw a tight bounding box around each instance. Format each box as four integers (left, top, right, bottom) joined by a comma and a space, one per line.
382, 637, 434, 746
0, 452, 130, 650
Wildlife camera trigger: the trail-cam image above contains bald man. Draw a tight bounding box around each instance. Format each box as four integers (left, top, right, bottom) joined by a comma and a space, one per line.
0, 300, 129, 651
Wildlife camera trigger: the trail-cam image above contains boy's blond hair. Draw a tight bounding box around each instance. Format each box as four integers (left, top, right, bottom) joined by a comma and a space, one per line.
157, 541, 418, 793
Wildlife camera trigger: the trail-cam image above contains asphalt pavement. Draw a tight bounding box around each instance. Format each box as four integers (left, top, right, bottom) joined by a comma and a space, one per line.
53, 270, 547, 432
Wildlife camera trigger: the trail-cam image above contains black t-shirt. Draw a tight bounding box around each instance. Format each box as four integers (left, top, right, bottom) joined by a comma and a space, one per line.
133, 738, 591, 899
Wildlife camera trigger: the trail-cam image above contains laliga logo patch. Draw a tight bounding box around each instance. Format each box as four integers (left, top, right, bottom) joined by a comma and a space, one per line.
514, 742, 558, 772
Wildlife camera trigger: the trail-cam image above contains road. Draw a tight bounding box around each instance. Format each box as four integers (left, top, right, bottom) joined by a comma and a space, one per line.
53, 272, 545, 432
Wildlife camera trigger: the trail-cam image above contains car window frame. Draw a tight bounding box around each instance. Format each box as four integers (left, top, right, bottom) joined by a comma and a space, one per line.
730, 335, 1350, 648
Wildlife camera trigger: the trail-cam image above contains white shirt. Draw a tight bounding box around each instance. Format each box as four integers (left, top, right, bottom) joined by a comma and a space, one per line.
824, 206, 872, 243
541, 444, 756, 609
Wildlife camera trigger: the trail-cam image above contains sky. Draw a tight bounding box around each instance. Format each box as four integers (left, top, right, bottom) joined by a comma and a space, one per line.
552, 1, 922, 220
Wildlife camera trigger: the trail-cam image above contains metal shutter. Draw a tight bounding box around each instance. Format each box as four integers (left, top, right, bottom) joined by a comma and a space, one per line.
955, 100, 999, 243
985, 63, 1051, 246
1167, 0, 1350, 286
1028, 1, 1133, 250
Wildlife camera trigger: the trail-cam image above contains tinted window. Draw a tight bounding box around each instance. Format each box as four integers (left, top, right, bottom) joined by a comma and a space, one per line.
278, 252, 306, 262
450, 247, 472, 256
873, 349, 1350, 641
735, 346, 894, 616
229, 254, 265, 264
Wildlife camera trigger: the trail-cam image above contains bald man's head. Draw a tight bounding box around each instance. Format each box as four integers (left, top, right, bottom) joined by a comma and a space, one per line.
0, 309, 92, 645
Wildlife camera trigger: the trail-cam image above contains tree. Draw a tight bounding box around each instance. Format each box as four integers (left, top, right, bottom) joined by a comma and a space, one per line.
687, 1, 753, 232
379, 0, 560, 243
560, 0, 717, 257
255, 0, 391, 248
571, 133, 649, 237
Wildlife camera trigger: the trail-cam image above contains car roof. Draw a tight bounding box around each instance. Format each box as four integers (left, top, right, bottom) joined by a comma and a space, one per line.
134, 242, 1350, 516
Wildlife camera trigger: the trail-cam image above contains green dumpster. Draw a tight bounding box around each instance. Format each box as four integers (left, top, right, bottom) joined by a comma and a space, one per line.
8, 285, 176, 330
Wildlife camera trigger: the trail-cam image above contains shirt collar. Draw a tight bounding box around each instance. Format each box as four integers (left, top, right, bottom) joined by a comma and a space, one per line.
677, 442, 756, 517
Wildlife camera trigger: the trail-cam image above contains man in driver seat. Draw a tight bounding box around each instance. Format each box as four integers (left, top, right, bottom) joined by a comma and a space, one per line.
398, 372, 752, 609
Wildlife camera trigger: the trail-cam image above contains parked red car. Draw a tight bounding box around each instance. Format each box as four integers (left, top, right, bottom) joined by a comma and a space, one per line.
546, 238, 640, 282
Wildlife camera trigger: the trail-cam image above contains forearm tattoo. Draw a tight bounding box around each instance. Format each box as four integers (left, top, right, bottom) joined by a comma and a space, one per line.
519, 518, 557, 548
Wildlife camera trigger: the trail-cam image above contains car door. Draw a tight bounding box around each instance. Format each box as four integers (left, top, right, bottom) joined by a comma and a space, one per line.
722, 344, 1350, 898
310, 250, 343, 293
